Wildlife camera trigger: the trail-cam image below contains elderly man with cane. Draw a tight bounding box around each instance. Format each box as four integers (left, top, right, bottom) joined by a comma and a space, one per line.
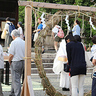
8, 29, 25, 96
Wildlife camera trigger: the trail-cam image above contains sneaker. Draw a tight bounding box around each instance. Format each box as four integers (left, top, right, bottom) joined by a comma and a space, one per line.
62, 87, 70, 91
65, 88, 70, 91
9, 95, 12, 96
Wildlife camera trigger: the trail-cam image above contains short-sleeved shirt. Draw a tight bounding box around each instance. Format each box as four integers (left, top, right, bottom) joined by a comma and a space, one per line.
91, 45, 96, 57
18, 27, 24, 39
9, 37, 25, 61
37, 23, 43, 33
72, 25, 80, 36
5, 21, 10, 34
0, 45, 4, 69
93, 54, 96, 59
52, 25, 61, 37
93, 52, 96, 59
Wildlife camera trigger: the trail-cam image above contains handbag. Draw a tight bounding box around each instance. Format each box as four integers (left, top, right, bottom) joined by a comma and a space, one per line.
33, 32, 38, 41
1, 29, 6, 39
64, 63, 70, 72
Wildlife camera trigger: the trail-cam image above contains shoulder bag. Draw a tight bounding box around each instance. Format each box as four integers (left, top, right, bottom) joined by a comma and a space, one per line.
64, 63, 70, 72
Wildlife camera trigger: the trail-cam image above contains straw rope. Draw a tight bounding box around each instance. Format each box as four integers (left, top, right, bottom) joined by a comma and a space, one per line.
32, 7, 96, 19
34, 11, 67, 96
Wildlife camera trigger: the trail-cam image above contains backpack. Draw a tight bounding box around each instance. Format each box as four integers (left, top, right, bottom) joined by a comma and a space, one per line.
57, 28, 64, 38
7, 23, 15, 36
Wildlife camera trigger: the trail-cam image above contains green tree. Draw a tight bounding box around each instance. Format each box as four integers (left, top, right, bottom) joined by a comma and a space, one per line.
19, 0, 96, 46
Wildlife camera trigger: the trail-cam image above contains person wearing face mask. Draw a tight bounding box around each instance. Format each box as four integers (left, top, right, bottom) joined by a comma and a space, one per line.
72, 20, 80, 36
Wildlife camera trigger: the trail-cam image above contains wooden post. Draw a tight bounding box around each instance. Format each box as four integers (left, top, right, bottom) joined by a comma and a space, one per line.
21, 5, 34, 96
81, 15, 84, 37
61, 16, 62, 28
25, 4, 32, 81
35, 12, 37, 30
75, 12, 77, 21
25, 5, 32, 96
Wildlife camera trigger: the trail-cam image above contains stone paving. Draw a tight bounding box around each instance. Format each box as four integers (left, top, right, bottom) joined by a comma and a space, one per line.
3, 74, 92, 96
3, 52, 93, 96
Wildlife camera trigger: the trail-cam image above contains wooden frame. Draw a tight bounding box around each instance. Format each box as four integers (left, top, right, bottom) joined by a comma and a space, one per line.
18, 1, 96, 12
19, 1, 96, 96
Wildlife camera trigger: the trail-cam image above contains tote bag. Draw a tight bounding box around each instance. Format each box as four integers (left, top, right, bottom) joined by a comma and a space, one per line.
1, 29, 6, 39
33, 32, 38, 41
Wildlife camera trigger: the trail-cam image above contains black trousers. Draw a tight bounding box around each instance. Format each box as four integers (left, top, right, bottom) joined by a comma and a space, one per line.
92, 77, 96, 96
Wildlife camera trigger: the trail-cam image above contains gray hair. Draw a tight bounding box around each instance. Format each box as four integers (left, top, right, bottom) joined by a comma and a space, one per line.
11, 29, 20, 37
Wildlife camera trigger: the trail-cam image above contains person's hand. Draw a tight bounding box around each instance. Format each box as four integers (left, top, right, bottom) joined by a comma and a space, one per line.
53, 37, 55, 40
9, 62, 12, 66
10, 63, 11, 66
92, 59, 96, 66
33, 30, 36, 32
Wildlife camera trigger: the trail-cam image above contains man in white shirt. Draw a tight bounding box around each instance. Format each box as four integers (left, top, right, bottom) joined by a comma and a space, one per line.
0, 45, 4, 96
9, 29, 25, 96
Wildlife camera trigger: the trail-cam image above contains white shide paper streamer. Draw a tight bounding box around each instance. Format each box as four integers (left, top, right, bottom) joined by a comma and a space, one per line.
40, 12, 46, 29
89, 17, 96, 30
65, 15, 70, 31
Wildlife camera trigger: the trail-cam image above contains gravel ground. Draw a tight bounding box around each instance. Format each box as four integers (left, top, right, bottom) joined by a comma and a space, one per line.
3, 74, 92, 96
